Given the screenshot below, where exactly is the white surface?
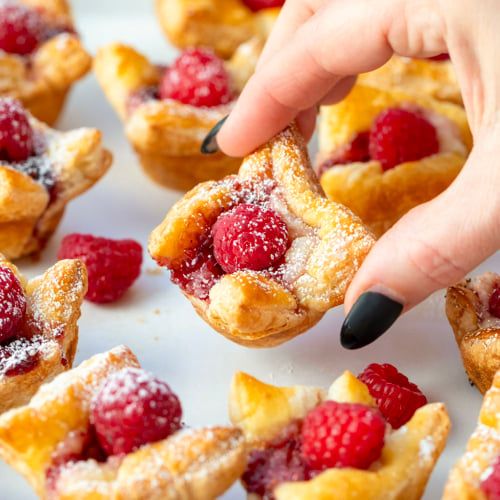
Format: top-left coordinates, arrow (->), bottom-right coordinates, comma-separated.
0,2 -> 492,499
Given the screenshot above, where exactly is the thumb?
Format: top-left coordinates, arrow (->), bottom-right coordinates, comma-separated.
340,126 -> 500,349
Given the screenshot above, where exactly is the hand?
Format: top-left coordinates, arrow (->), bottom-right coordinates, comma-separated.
213,0 -> 500,347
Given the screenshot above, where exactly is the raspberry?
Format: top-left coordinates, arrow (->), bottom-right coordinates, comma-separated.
0,2 -> 45,55
488,286 -> 500,318
212,203 -> 289,274
357,363 -> 428,429
369,107 -> 439,171
481,455 -> 500,500
242,0 -> 285,11
90,367 -> 182,456
302,400 -> 385,470
0,97 -> 34,162
0,266 -> 26,343
57,234 -> 143,303
159,47 -> 234,107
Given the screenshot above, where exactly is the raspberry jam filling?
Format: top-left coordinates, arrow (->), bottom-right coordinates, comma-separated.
0,335 -> 43,377
241,0 -> 285,12
481,454 -> 500,498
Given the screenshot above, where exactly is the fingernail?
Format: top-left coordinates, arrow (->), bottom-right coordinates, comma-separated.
340,291 -> 403,349
201,116 -> 228,154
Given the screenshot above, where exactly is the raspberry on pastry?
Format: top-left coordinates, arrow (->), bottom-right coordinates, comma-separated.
0,253 -> 87,413
0,345 -> 247,500
316,84 -> 472,237
445,272 -> 500,394
93,43 -> 245,191
148,123 -> 375,347
155,0 -> 281,60
0,97 -> 112,260
443,368 -> 500,498
0,0 -> 91,125
230,368 -> 450,499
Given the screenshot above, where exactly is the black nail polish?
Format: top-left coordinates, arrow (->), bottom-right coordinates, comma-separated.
201,115 -> 228,154
340,291 -> 403,349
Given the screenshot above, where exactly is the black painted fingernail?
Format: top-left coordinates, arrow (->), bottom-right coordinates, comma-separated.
201,116 -> 228,154
340,291 -> 403,349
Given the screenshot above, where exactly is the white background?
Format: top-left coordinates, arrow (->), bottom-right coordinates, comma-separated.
0,1 -> 490,498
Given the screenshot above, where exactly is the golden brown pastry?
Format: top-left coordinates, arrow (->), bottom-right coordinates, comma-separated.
359,54 -> 462,106
155,0 -> 280,59
443,367 -> 500,498
446,272 -> 500,394
0,254 -> 87,413
230,369 -> 450,499
0,0 -> 92,125
93,42 -> 243,191
0,345 -> 247,500
149,123 -> 375,347
316,84 -> 472,237
0,101 -> 112,260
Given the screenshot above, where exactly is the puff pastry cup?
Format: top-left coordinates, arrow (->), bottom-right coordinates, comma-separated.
0,109 -> 112,260
93,42 -> 243,191
445,272 -> 500,395
0,254 -> 87,413
443,367 -> 500,498
155,0 -> 280,60
359,55 -> 462,106
148,123 -> 375,347
0,0 -> 92,125
316,83 -> 472,237
229,370 -> 450,499
0,345 -> 247,500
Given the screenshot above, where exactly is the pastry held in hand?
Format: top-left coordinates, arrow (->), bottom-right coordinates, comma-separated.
0,254 -> 87,413
230,369 -> 450,499
0,345 -> 247,500
149,123 -> 375,347
316,84 -> 472,237
446,272 -> 500,394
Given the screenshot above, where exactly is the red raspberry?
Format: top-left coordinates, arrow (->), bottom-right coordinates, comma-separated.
90,367 -> 182,456
481,455 -> 500,500
0,2 -> 45,55
57,234 -> 143,303
368,107 -> 439,171
211,203 -> 289,274
159,47 -> 234,107
0,97 -> 34,162
358,363 -> 428,429
301,400 -> 385,470
489,286 -> 500,318
242,0 -> 285,11
0,266 -> 26,343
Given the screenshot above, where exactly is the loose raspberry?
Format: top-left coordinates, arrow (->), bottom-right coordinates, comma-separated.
242,0 -> 285,11
0,2 -> 45,55
159,47 -> 234,107
481,455 -> 500,500
489,286 -> 500,318
369,107 -> 439,171
301,400 -> 385,470
0,97 -> 34,162
90,367 -> 182,456
0,266 -> 26,343
57,234 -> 143,303
358,363 -> 428,429
212,203 -> 289,274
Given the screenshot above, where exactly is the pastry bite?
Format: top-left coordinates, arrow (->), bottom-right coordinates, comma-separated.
155,0 -> 282,60
0,254 -> 87,413
0,0 -> 92,125
0,345 -> 247,499
229,363 -> 450,499
359,54 -> 462,106
0,97 -> 112,260
316,84 -> 472,237
93,42 -> 244,191
148,123 -> 375,347
445,272 -> 500,394
443,367 -> 500,498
